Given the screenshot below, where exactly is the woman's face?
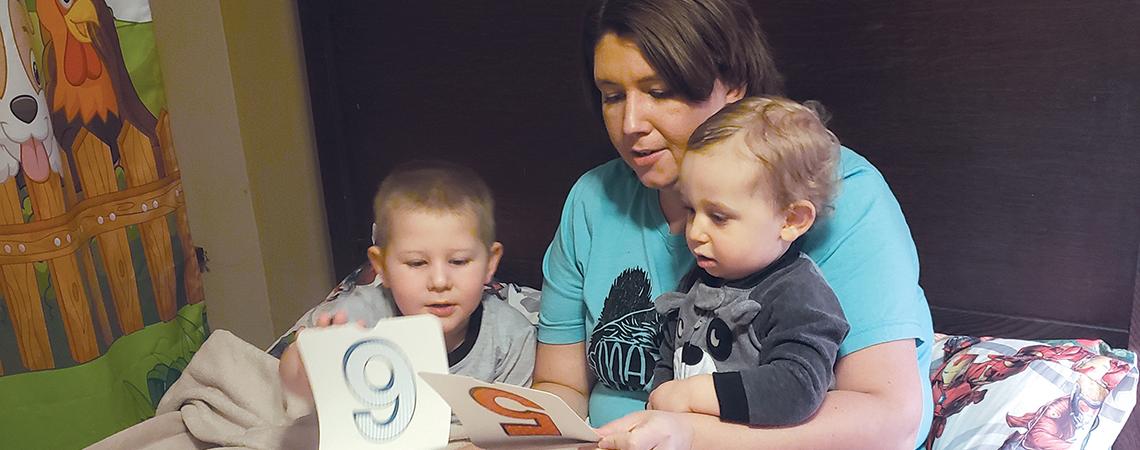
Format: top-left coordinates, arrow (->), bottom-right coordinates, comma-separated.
593,32 -> 742,190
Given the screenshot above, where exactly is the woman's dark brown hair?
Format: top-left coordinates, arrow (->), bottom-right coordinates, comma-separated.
581,0 -> 784,110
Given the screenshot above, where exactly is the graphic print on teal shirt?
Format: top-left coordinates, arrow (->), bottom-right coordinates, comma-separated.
587,267 -> 660,391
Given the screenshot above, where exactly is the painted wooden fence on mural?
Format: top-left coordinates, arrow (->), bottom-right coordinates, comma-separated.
0,111 -> 203,374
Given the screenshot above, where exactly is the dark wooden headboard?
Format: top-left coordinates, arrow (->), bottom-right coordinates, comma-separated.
297,1 -> 1140,446
746,4 -> 1140,445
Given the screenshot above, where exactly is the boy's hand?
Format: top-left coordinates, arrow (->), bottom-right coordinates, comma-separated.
646,375 -> 720,416
279,309 -> 363,400
313,310 -> 350,328
312,310 -> 368,329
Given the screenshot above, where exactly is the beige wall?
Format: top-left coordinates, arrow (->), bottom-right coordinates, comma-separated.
150,0 -> 334,347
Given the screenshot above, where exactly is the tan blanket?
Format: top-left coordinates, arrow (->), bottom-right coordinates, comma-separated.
87,330 -> 317,450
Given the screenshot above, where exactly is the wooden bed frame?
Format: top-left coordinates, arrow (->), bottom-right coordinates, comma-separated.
297,1 -> 1140,447
748,4 -> 1140,446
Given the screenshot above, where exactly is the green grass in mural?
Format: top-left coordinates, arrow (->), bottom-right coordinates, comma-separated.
168,214 -> 190,310
116,20 -> 168,116
0,302 -> 207,449
0,291 -> 22,373
115,165 -> 128,191
32,260 -> 77,369
127,223 -> 161,325
22,196 -> 32,222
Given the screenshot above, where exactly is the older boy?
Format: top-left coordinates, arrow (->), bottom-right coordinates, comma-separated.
276,161 -> 535,402
649,97 -> 849,426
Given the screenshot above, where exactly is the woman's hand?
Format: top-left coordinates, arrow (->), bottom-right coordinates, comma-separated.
595,410 -> 694,450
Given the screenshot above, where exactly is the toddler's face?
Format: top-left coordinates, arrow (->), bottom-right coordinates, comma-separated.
371,209 -> 500,350
678,141 -> 791,280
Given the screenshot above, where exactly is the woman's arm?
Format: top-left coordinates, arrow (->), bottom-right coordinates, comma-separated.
598,339 -> 923,450
532,341 -> 594,418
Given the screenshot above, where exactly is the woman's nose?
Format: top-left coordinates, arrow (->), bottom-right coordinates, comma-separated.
622,93 -> 652,136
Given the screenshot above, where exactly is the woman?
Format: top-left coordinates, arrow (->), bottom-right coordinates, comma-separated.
533,0 -> 934,449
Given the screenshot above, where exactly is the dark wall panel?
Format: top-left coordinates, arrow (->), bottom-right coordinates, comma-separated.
298,1 -> 1139,348
298,1 -> 612,287
750,2 -> 1139,343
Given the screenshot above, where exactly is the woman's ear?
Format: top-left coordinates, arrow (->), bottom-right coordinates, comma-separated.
484,242 -> 504,284
780,200 -> 817,242
367,245 -> 386,281
726,84 -> 746,103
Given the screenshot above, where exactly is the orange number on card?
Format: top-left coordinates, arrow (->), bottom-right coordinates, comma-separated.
469,387 -> 562,437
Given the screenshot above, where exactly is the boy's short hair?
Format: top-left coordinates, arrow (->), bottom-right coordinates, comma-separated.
687,97 -> 840,215
372,160 -> 495,248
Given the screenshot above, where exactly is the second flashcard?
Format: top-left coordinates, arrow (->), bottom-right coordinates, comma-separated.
420,372 -> 599,449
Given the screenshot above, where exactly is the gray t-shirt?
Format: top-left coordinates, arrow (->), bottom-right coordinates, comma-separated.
269,264 -> 536,387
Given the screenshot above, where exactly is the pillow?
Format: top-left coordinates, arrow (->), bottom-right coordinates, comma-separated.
484,279 -> 542,326
927,334 -> 1138,450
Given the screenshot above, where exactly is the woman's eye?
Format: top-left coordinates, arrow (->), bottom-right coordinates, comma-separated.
648,89 -> 672,99
600,92 -> 623,104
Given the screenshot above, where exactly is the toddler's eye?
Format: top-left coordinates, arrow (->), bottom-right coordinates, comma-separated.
405,260 -> 427,268
449,258 -> 471,266
710,213 -> 729,225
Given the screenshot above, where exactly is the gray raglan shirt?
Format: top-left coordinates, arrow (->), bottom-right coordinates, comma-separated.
653,246 -> 849,426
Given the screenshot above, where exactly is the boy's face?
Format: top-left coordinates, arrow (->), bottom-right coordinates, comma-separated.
678,140 -> 793,280
369,209 -> 501,349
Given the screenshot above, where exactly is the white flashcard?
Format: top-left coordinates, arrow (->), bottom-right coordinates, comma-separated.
420,372 -> 599,449
297,314 -> 451,449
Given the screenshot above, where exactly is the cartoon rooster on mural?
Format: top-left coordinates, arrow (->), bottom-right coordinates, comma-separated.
34,0 -> 163,177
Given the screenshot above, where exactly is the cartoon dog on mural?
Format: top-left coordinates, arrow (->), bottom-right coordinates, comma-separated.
0,0 -> 61,185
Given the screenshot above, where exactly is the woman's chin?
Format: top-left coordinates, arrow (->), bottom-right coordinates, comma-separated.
634,169 -> 678,190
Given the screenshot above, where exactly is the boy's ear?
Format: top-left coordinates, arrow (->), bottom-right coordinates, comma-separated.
780,200 -> 817,242
484,242 -> 504,284
367,245 -> 386,279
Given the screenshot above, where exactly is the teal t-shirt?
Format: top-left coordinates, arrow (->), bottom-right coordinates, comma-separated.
540,148 -> 933,447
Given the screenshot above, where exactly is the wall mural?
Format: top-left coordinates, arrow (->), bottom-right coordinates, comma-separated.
0,0 -> 205,447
